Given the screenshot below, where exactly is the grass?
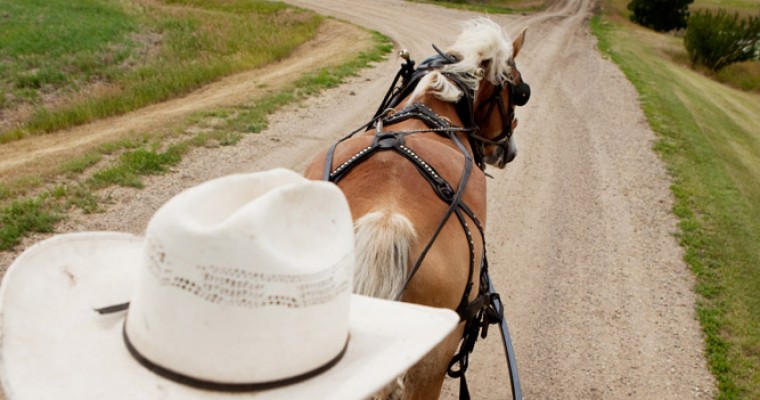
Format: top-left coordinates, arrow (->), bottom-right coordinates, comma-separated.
0,27 -> 393,252
591,1 -> 760,398
717,62 -> 760,92
60,153 -> 103,175
0,0 -> 321,142
88,145 -> 184,189
0,0 -> 136,96
409,0 -> 545,14
0,197 -> 62,250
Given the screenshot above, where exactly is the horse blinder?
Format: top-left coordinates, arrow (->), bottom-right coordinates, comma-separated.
510,80 -> 530,107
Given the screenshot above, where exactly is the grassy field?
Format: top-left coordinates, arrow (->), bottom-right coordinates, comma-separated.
692,0 -> 760,15
591,1 -> 760,398
0,0 -> 135,107
0,0 -> 321,142
0,0 -> 392,251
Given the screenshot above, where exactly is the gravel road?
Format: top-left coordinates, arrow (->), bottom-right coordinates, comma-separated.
1,0 -> 715,398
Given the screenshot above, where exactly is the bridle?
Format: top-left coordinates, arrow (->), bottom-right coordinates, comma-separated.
321,47 -> 528,400
469,59 -> 531,168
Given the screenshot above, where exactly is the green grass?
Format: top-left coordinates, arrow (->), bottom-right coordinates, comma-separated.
0,0 -> 321,142
409,0 -> 545,14
0,28 -> 393,252
65,185 -> 101,214
0,182 -> 103,249
60,153 -> 103,175
0,0 -> 135,96
717,62 -> 760,92
0,197 -> 62,250
0,185 -> 9,202
88,145 -> 184,189
591,3 -> 760,398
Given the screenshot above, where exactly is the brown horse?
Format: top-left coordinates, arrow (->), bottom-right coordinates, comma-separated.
305,18 -> 529,400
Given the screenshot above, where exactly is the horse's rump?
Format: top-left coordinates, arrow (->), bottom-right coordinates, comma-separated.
354,210 -> 416,300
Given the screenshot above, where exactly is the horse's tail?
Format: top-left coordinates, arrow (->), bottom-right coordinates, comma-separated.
353,211 -> 416,300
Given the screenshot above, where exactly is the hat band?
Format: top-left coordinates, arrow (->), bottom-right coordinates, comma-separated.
122,325 -> 349,392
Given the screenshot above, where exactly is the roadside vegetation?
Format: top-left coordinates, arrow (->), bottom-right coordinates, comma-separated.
409,0 -> 545,14
627,0 -> 693,31
0,0 -> 321,143
690,0 -> 760,93
592,0 -> 760,398
684,9 -> 760,72
0,0 -> 392,251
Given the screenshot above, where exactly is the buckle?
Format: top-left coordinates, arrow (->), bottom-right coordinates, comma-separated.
437,181 -> 455,202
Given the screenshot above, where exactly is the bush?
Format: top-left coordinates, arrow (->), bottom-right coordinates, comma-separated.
684,9 -> 760,71
628,0 -> 693,32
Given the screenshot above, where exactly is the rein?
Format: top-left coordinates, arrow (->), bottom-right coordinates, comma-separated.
321,50 -> 523,400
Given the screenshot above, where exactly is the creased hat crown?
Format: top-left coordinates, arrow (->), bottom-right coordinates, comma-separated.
125,168 -> 354,384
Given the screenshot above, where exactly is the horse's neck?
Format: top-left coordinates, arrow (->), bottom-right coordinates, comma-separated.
398,94 -> 473,152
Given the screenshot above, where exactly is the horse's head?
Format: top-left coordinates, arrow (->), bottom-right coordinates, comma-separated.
471,30 -> 529,169
442,20 -> 530,169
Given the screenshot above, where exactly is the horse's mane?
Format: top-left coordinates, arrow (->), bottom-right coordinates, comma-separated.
408,18 -> 515,105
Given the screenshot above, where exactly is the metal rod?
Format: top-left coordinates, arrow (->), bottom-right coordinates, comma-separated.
486,271 -> 523,400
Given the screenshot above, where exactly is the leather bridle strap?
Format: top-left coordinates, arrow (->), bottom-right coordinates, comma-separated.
469,83 -> 513,151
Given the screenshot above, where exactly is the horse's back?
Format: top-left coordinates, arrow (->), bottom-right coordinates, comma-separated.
304,131 -> 486,310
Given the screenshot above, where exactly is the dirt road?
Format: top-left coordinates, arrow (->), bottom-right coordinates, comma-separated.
0,0 -> 715,398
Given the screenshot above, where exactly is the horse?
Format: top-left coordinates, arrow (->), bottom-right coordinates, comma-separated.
305,18 -> 529,400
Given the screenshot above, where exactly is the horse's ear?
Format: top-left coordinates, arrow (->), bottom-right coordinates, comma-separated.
513,26 -> 528,58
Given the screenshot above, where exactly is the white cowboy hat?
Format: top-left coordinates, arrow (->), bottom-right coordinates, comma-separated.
0,168 -> 458,399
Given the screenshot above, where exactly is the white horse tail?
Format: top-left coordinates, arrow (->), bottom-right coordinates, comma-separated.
353,211 -> 416,300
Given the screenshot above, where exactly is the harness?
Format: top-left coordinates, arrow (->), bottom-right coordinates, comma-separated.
322,48 -> 526,400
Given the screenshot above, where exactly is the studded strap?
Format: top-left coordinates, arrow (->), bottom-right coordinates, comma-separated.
329,146 -> 374,182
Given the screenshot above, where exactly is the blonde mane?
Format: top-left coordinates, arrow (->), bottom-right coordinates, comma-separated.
407,18 -> 515,105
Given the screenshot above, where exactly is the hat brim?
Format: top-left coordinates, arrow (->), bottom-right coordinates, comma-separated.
0,233 -> 459,399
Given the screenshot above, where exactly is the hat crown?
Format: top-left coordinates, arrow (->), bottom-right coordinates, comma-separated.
125,169 -> 354,384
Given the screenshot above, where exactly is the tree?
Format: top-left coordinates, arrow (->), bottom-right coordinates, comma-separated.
684,9 -> 760,71
627,0 -> 694,32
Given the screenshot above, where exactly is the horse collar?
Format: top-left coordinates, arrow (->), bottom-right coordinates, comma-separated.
380,103 -> 453,132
